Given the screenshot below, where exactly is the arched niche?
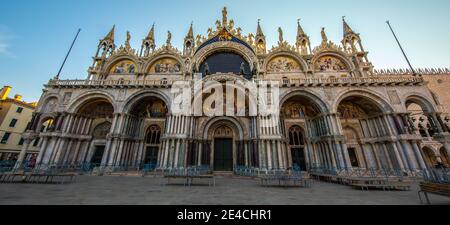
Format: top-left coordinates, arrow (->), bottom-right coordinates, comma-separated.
108,59 -> 137,74
199,51 -> 252,79
314,55 -> 349,72
266,55 -> 302,73
147,57 -> 182,74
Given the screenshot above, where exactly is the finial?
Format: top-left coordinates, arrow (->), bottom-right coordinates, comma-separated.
126,31 -> 131,44
342,16 -> 346,22
222,6 -> 228,26
297,18 -> 301,25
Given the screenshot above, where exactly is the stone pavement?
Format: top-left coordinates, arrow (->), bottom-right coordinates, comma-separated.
0,175 -> 449,205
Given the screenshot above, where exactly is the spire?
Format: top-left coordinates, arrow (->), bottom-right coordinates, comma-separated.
141,24 -> 156,57
256,19 -> 264,37
146,24 -> 155,41
187,22 -> 194,38
342,16 -> 354,37
296,19 -> 311,55
255,19 -> 266,55
297,19 -> 305,37
104,25 -> 115,42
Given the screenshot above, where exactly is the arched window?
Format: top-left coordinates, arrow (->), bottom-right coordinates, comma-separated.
289,126 -> 304,146
143,125 -> 161,166
145,125 -> 161,145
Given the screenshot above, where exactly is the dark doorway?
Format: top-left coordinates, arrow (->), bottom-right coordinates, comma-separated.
291,148 -> 306,171
91,145 -> 105,164
214,138 -> 233,171
144,146 -> 159,165
347,147 -> 359,167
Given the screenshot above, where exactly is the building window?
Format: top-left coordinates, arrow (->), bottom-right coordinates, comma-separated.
33,137 -> 40,147
18,138 -> 25,146
9,118 -> 18,127
1,132 -> 11,144
16,107 -> 24,113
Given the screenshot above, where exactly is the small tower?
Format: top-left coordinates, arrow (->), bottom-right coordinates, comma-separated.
342,17 -> 364,53
141,24 -> 156,57
295,19 -> 311,55
341,17 -> 372,75
183,23 -> 195,56
255,19 -> 266,55
95,25 -> 116,58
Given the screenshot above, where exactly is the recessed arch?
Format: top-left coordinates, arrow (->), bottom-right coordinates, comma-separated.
145,55 -> 183,74
122,89 -> 171,114
333,89 -> 393,114
67,91 -> 116,114
404,94 -> 437,113
264,51 -> 308,73
280,89 -> 330,115
192,41 -> 259,75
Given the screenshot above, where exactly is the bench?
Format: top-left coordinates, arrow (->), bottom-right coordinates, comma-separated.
418,182 -> 450,204
187,175 -> 215,187
163,174 -> 215,186
260,174 -> 311,188
0,171 -> 77,184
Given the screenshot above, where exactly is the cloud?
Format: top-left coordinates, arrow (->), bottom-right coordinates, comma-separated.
0,26 -> 16,58
0,42 -> 9,54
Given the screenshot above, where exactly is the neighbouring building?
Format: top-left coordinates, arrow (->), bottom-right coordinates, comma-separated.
21,8 -> 450,172
0,86 -> 39,163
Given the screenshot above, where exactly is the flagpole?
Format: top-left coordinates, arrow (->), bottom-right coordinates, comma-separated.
386,21 -> 417,76
55,28 -> 81,80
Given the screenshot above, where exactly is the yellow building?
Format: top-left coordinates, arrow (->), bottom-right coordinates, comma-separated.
0,86 -> 39,163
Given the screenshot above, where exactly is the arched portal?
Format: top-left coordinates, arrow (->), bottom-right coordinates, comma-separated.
126,96 -> 168,167
78,98 -> 114,165
203,118 -> 244,171
280,92 -> 326,170
337,95 -> 400,170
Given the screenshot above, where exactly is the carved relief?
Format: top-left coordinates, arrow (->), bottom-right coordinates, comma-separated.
43,98 -> 58,113
62,93 -> 72,105
387,90 -> 401,105
148,58 -> 181,73
266,56 -> 301,73
214,125 -> 233,137
281,102 -> 317,118
109,60 -> 136,74
314,56 -> 347,72
92,122 -> 112,139
338,102 -> 367,119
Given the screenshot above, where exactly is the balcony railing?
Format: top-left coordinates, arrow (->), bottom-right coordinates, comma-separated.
46,75 -> 424,89
263,75 -> 424,87
46,79 -> 172,88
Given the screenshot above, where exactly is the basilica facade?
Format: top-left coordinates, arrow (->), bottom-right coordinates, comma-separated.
20,8 -> 450,173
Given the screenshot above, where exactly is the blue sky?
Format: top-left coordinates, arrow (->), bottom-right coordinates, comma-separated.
0,0 -> 449,102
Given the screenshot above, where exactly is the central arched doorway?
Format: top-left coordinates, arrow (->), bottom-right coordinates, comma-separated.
203,117 -> 244,171
212,125 -> 234,171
